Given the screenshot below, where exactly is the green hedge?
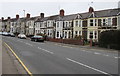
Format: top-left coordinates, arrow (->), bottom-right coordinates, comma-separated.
99,30 -> 120,50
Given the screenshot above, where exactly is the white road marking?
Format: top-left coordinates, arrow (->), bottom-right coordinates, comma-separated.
69,47 -> 73,48
82,50 -> 86,52
17,40 -> 23,43
85,51 -> 92,53
38,47 -> 54,54
104,54 -> 109,57
66,58 -> 112,76
114,57 -> 118,59
94,52 -> 101,55
25,43 -> 33,46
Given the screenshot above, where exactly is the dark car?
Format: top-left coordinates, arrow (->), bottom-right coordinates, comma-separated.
31,35 -> 44,42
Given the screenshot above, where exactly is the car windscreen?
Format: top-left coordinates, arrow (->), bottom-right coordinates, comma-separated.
34,36 -> 43,38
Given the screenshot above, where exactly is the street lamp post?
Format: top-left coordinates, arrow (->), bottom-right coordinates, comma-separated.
23,10 -> 26,35
23,10 -> 25,17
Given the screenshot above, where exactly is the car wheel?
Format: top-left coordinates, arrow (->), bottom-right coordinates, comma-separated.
35,39 -> 37,42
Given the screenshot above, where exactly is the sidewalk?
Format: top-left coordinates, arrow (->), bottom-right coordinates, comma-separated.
2,43 -> 19,74
2,42 -> 27,75
46,41 -> 119,53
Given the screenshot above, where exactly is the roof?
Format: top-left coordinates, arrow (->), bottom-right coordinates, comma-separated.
35,17 -> 49,22
27,17 -> 37,21
10,18 -> 17,22
3,8 -> 119,23
47,15 -> 59,20
62,14 -> 77,21
94,8 -> 120,18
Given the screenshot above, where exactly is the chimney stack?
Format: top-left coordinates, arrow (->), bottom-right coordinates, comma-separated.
40,13 -> 44,18
7,17 -> 11,20
16,14 -> 19,19
60,9 -> 65,16
26,13 -> 30,18
1,17 -> 4,21
89,7 -> 94,13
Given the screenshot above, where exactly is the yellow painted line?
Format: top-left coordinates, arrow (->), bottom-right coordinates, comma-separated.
4,42 -> 33,76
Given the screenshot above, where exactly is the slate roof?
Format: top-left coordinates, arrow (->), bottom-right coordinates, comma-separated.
7,8 -> 120,23
27,17 -> 38,21
62,14 -> 77,21
94,8 -> 120,18
35,17 -> 49,22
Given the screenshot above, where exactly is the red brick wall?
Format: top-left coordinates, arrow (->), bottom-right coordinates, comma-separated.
47,38 -> 83,45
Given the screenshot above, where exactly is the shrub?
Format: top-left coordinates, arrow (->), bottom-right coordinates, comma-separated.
74,35 -> 82,40
99,30 -> 120,50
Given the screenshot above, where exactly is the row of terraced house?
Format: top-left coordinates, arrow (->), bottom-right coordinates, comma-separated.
0,7 -> 120,42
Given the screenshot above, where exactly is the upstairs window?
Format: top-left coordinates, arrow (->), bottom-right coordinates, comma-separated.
57,22 -> 59,27
108,18 -> 111,26
98,19 -> 102,26
90,19 -> 93,26
47,21 -> 50,27
75,21 -> 78,27
102,19 -> 107,26
95,19 -> 97,26
82,20 -> 87,27
79,20 -> 81,27
112,18 -> 117,26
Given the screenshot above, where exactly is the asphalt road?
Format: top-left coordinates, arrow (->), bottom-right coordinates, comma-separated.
2,36 -> 119,76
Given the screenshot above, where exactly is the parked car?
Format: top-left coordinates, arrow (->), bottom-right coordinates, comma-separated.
2,32 -> 9,36
0,32 -> 2,35
10,33 -> 15,37
18,34 -> 26,39
31,35 -> 44,42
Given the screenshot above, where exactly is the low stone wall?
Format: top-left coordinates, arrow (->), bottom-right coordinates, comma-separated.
46,38 -> 83,45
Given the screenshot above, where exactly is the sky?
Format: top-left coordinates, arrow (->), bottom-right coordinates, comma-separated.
0,0 -> 120,19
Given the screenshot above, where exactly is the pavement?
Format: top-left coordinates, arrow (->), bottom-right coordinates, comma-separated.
2,43 -> 19,74
1,37 -> 27,75
2,36 -> 120,76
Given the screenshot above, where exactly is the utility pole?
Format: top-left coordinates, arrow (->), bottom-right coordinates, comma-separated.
23,10 -> 25,17
23,10 -> 26,34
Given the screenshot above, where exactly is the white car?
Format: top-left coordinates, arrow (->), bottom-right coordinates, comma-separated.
18,34 -> 26,39
2,32 -> 9,36
0,32 -> 2,35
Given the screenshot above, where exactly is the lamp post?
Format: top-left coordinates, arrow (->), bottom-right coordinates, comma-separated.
23,10 -> 26,35
23,10 -> 25,17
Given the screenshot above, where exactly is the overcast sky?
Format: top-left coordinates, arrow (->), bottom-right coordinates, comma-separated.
0,0 -> 120,19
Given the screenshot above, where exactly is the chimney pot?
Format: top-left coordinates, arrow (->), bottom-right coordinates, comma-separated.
8,17 -> 11,20
89,7 -> 94,13
16,14 -> 19,19
26,13 -> 30,18
40,13 -> 44,18
60,9 -> 64,16
1,17 -> 4,21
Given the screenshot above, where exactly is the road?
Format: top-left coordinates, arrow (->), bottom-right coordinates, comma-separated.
2,36 -> 119,76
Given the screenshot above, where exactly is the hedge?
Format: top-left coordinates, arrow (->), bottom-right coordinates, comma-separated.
99,30 -> 120,50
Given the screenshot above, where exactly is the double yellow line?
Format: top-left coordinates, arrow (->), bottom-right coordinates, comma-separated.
4,42 -> 33,76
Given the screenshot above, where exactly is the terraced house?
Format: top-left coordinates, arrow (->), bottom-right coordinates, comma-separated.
35,13 -> 48,35
73,7 -> 120,42
0,7 -> 120,42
